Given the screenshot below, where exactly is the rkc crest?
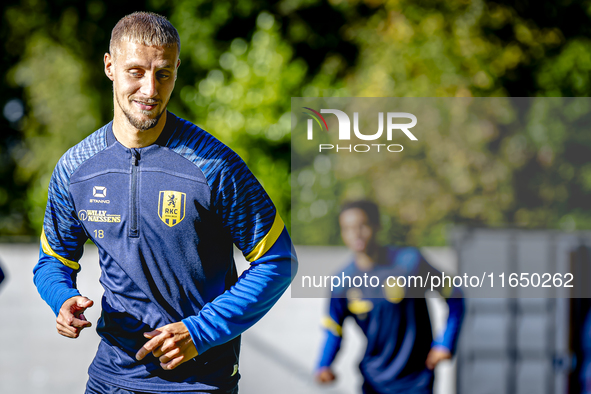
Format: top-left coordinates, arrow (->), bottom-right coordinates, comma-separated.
158,191 -> 186,227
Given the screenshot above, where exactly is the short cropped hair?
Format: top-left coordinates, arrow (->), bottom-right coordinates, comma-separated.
110,11 -> 180,58
340,200 -> 381,227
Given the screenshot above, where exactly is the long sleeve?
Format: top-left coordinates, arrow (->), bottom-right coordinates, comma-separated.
176,129 -> 299,355
182,227 -> 297,355
317,296 -> 349,369
33,238 -> 82,316
33,153 -> 88,316
432,297 -> 465,354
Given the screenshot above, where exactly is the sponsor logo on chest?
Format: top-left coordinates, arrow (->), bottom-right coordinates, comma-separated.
78,209 -> 121,223
90,185 -> 110,204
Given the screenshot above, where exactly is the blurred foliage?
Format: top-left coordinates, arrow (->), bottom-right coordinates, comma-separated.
1,0 -> 367,234
289,0 -> 591,246
292,97 -> 591,247
1,0 -> 591,246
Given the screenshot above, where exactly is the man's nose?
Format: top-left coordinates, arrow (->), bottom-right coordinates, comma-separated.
139,74 -> 157,97
352,227 -> 362,237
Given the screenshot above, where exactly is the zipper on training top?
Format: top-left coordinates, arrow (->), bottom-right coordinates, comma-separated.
129,149 -> 140,238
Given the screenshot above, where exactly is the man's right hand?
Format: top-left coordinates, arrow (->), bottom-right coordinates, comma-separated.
316,367 -> 336,384
56,296 -> 94,338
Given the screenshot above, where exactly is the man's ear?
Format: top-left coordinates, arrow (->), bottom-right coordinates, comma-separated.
175,58 -> 181,81
104,52 -> 115,81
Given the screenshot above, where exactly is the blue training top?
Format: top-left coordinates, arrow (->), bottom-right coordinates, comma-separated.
33,112 -> 297,392
317,246 -> 464,394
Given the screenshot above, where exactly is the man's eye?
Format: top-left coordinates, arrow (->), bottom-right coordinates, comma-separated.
158,73 -> 170,79
129,72 -> 142,78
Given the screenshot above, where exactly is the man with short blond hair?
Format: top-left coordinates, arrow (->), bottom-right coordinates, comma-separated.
34,11 -> 296,394
110,11 -> 181,56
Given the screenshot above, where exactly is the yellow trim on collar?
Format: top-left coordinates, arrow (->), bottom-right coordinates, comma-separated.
244,214 -> 284,262
41,229 -> 80,270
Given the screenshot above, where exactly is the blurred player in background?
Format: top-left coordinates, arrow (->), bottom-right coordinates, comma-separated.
315,200 -> 464,394
33,11 -> 296,394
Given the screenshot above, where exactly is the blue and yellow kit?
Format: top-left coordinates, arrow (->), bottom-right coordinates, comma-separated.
317,247 -> 464,394
33,112 -> 297,392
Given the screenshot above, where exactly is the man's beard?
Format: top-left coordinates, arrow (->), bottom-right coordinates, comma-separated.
116,94 -> 166,131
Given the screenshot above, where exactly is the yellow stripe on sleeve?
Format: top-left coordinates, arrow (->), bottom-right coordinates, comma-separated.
244,213 -> 285,262
321,317 -> 343,337
41,229 -> 80,270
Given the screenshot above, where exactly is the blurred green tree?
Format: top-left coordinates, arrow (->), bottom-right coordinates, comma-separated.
290,0 -> 591,246
1,0 -> 368,235
2,0 -> 591,247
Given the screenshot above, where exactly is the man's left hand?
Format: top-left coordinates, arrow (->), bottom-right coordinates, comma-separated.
135,322 -> 198,370
425,347 -> 451,370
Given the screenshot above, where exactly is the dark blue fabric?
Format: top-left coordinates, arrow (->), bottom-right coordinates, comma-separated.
85,375 -> 239,394
362,373 -> 433,394
34,112 -> 296,392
